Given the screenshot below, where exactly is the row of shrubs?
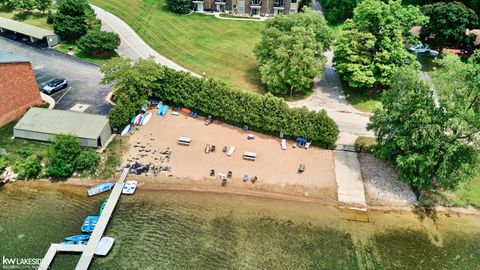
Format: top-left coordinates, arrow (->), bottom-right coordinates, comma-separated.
107,59 -> 339,149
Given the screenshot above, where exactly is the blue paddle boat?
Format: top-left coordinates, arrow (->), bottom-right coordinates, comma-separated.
81,216 -> 99,233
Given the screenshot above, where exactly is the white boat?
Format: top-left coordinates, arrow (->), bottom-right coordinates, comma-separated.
95,237 -> 115,256
122,180 -> 138,195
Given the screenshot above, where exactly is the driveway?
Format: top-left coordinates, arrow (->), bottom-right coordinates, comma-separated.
91,4 -> 197,76
288,50 -> 373,144
0,36 -> 112,115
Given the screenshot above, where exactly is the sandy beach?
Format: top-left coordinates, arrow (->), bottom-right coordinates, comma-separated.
121,109 -> 337,200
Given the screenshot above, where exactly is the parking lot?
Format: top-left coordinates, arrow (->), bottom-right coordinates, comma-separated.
0,36 -> 113,115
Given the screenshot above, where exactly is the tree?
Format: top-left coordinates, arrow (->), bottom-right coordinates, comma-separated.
46,134 -> 81,178
77,29 -> 120,55
368,67 -> 478,196
320,0 -> 358,25
165,0 -> 191,14
11,0 -> 36,12
334,0 -> 427,88
254,8 -> 332,96
16,155 -> 42,180
53,0 -> 95,41
101,57 -> 165,127
35,0 -> 52,13
76,150 -> 100,173
421,2 -> 479,52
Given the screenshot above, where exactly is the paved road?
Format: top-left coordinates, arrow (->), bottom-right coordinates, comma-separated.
91,4 -> 197,76
288,50 -> 373,144
0,36 -> 112,115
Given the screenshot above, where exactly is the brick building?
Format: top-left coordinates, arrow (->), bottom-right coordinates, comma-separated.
0,51 -> 42,127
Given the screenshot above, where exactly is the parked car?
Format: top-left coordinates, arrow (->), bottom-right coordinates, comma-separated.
409,44 -> 430,54
42,78 -> 68,94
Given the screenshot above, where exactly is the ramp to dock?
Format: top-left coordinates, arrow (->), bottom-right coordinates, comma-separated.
334,151 -> 367,210
38,168 -> 129,270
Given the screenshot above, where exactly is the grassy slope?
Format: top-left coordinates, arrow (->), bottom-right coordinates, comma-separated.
0,6 -> 52,30
90,0 -> 265,92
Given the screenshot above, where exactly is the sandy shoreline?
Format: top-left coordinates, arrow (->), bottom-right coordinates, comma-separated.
8,178 -> 479,216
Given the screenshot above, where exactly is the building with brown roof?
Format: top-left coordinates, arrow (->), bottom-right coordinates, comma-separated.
0,51 -> 42,127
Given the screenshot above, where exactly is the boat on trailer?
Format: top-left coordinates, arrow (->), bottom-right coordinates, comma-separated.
87,183 -> 115,197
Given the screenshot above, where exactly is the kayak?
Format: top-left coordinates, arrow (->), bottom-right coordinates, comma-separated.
64,234 -> 90,242
99,199 -> 108,215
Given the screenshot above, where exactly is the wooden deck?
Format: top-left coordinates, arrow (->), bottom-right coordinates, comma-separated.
38,168 -> 129,270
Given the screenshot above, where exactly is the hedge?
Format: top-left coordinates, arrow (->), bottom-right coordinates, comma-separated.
150,68 -> 339,149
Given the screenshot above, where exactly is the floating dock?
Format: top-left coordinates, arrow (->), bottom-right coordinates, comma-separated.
38,168 -> 129,270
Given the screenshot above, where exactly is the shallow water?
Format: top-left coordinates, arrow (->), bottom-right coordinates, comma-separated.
1,183 -> 480,270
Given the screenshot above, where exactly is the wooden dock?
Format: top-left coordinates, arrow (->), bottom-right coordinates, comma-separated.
38,168 -> 129,270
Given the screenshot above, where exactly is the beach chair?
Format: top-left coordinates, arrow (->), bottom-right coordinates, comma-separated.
222,178 -> 227,186
251,176 -> 258,184
227,171 -> 232,178
211,145 -> 216,152
223,146 -> 228,153
243,175 -> 248,182
205,144 -> 211,154
298,164 -> 305,173
210,169 -> 215,176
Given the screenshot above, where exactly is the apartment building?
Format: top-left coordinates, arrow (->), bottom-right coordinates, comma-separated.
192,0 -> 299,17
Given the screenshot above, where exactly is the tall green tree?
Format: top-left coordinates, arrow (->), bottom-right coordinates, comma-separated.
320,0 -> 358,25
77,29 -> 120,55
46,134 -> 82,178
254,7 -> 332,96
334,0 -> 427,88
35,0 -> 52,13
368,67 -> 478,195
53,0 -> 95,41
421,2 -> 479,52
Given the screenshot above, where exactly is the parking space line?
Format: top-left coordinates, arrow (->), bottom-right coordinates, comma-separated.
55,87 -> 71,104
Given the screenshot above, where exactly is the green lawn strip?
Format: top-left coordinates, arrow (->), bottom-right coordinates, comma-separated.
0,6 -> 52,30
54,42 -> 118,66
343,84 -> 382,113
89,0 -> 264,92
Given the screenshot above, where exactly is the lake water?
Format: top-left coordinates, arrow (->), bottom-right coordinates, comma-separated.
1,182 -> 480,270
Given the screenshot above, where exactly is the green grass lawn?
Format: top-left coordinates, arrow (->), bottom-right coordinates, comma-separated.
0,6 -> 52,30
54,43 -> 118,66
455,174 -> 480,208
89,0 -> 265,92
343,86 -> 382,113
